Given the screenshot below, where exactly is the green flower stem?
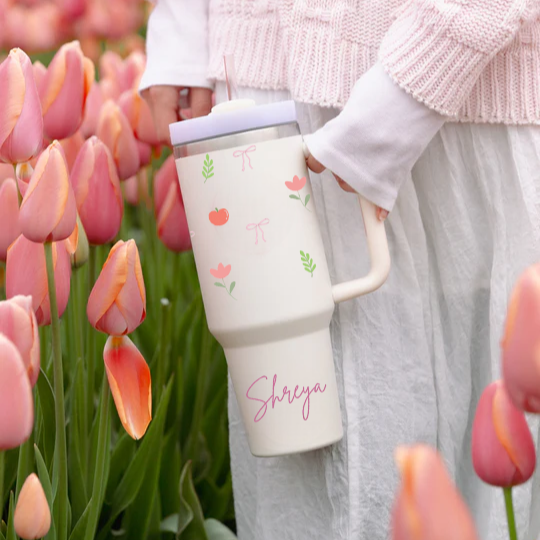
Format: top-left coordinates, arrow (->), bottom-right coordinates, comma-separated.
504,487 -> 518,540
15,433 -> 33,502
84,374 -> 110,540
155,299 -> 171,402
0,451 -> 4,508
44,241 -> 68,540
86,246 -> 97,428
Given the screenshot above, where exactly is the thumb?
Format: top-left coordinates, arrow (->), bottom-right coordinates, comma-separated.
190,87 -> 213,118
306,153 -> 326,174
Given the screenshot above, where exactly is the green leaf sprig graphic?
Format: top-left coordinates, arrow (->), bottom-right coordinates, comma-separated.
214,279 -> 236,299
300,251 -> 316,277
202,154 -> 214,182
289,193 -> 311,210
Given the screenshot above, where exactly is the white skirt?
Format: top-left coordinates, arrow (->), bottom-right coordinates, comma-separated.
215,84 -> 540,540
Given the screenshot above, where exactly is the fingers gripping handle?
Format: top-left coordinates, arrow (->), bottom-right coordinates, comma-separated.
332,196 -> 391,304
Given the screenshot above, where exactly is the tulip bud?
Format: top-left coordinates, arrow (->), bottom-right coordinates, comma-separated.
0,49 -> 43,164
6,235 -> 71,326
39,41 -> 94,140
392,445 -> 479,540
32,61 -> 47,93
472,381 -> 536,487
14,473 -> 51,540
123,172 -> 150,208
0,163 -> 13,182
71,136 -> 123,245
0,178 -> 20,261
0,295 -> 39,386
67,215 -> 89,269
19,140 -> 77,243
118,90 -> 159,146
16,162 -> 33,198
502,264 -> 540,412
96,100 -> 140,180
59,130 -> 84,172
0,333 -> 33,450
87,239 -> 146,335
104,335 -> 152,439
80,78 -> 119,138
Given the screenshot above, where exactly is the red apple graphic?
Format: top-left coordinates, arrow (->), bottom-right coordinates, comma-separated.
209,208 -> 229,226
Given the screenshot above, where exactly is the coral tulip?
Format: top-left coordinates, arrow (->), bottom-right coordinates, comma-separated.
19,141 -> 77,243
67,215 -> 89,269
96,100 -> 140,180
502,264 -> 540,412
87,239 -> 146,335
39,41 -> 94,140
104,335 -> 152,439
123,172 -> 150,207
0,178 -> 20,261
0,163 -> 12,182
80,78 -> 119,138
32,61 -> 47,93
71,136 -> 123,245
0,48 -> 43,164
472,381 -> 536,487
0,296 -> 40,386
98,50 -> 144,92
15,162 -> 33,198
0,334 -> 33,450
154,155 -> 178,215
392,445 -> 479,540
118,90 -> 159,146
59,130 -> 85,171
6,235 -> 71,326
14,473 -> 51,540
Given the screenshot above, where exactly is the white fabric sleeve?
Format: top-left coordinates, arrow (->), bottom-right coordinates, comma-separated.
139,0 -> 213,92
304,62 -> 446,212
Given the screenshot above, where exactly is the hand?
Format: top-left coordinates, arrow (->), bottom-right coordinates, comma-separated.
306,153 -> 389,221
141,85 -> 213,146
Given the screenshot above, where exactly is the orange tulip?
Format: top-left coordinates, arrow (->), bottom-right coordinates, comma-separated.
19,141 -> 77,243
71,136 -> 123,245
0,48 -> 43,164
87,239 -> 146,335
0,295 -> 40,387
118,89 -> 159,147
0,178 -> 20,261
0,333 -> 33,450
96,100 -> 140,180
104,335 -> 151,439
392,445 -> 479,540
6,235 -> 71,326
39,41 -> 94,140
502,264 -> 540,412
472,381 -> 536,487
14,473 -> 51,540
15,161 -> 33,198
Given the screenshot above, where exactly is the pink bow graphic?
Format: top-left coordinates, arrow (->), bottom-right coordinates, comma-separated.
246,218 -> 270,244
233,145 -> 256,171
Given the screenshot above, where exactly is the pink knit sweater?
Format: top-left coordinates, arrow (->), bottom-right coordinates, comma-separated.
208,0 -> 540,124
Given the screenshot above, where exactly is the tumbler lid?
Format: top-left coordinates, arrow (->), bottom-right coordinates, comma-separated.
169,100 -> 297,147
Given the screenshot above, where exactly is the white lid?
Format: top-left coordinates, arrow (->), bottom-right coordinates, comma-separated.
169,99 -> 297,147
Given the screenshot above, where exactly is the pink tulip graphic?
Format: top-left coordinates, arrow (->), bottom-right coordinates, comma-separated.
285,175 -> 310,211
210,264 -> 236,299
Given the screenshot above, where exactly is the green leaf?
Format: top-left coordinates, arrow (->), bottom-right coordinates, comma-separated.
160,514 -> 180,534
35,445 -> 54,510
305,268 -> 312,273
177,461 -> 208,540
229,282 -> 236,294
305,194 -> 311,206
159,430 -> 181,517
6,492 -> 15,540
105,433 -> 136,504
311,264 -> 316,272
0,529 -> 5,540
209,159 -> 213,166
36,368 -> 56,467
300,251 -> 306,258
306,253 -> 310,260
214,283 -> 226,288
204,519 -> 238,540
68,502 -> 91,540
207,173 -> 214,179
303,263 -> 311,269
289,195 -> 300,200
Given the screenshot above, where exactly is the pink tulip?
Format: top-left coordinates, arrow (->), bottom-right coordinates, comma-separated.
104,335 -> 151,439
81,78 -> 119,138
502,264 -> 540,412
98,51 -> 146,93
66,215 -> 89,269
19,141 -> 77,243
210,264 -> 231,279
285,175 -> 307,191
56,0 -> 87,21
0,163 -> 13,182
87,239 -> 146,335
96,100 -> 140,180
154,155 -> 178,216
32,61 -> 47,93
0,333 -> 33,450
6,235 -> 71,326
118,90 -> 159,146
0,178 -> 20,261
157,182 -> 191,253
123,171 -> 150,208
0,295 -> 40,387
39,41 -> 94,140
14,473 -> 51,540
71,136 -> 123,245
59,130 -> 85,172
0,48 -> 43,164
472,381 -> 536,487
15,162 -> 33,198
98,51 -> 123,84
85,1 -> 144,45
392,445 -> 479,540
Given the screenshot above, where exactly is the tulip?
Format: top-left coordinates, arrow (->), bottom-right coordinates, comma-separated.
0,163 -> 13,182
157,182 -> 191,253
0,296 -> 40,386
81,78 -> 119,138
39,41 -> 94,140
0,178 -> 20,261
96,100 -> 140,180
32,61 -> 47,93
392,445 -> 479,540
19,141 -> 77,243
6,235 -> 71,326
67,215 -> 89,268
0,333 -> 33,450
104,335 -> 151,439
123,171 -> 150,208
118,90 -> 159,146
59,130 -> 85,171
472,380 -> 536,487
14,473 -> 51,540
15,162 -> 33,198
71,136 -> 123,245
154,154 -> 178,215
0,48 -> 43,164
98,51 -> 123,84
56,0 -> 87,22
87,239 -> 146,335
502,264 -> 540,412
